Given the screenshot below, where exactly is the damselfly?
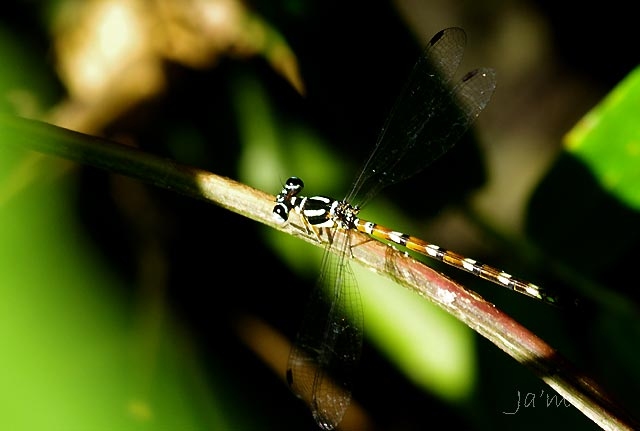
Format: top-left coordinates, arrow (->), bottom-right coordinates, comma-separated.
273,27 -> 558,430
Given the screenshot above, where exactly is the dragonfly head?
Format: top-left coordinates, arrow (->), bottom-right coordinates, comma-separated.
273,177 -> 305,223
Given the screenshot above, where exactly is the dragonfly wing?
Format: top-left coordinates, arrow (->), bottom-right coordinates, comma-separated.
287,235 -> 363,430
346,27 -> 496,207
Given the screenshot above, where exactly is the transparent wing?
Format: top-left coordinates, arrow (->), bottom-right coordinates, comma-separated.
287,232 -> 363,430
345,27 -> 497,207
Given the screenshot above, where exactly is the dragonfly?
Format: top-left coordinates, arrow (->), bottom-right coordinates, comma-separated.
273,27 -> 558,430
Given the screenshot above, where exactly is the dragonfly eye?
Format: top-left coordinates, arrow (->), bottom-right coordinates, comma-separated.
285,177 -> 304,193
273,203 -> 290,223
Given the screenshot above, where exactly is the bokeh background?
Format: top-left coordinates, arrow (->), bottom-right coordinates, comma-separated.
1,0 -> 639,430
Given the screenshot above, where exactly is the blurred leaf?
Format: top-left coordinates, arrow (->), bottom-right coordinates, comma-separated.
0,151 -> 251,430
528,66 -> 640,290
0,22 -> 60,116
565,66 -> 640,210
233,69 -> 348,195
358,268 -> 475,402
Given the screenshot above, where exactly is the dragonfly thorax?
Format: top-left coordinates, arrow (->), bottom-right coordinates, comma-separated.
330,200 -> 360,230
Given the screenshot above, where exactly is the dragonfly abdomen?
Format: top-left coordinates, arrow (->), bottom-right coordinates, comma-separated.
356,219 -> 558,305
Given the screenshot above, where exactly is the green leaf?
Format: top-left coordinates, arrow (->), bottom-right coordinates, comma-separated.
0,152 -> 251,430
565,66 -> 640,209
357,267 -> 475,402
